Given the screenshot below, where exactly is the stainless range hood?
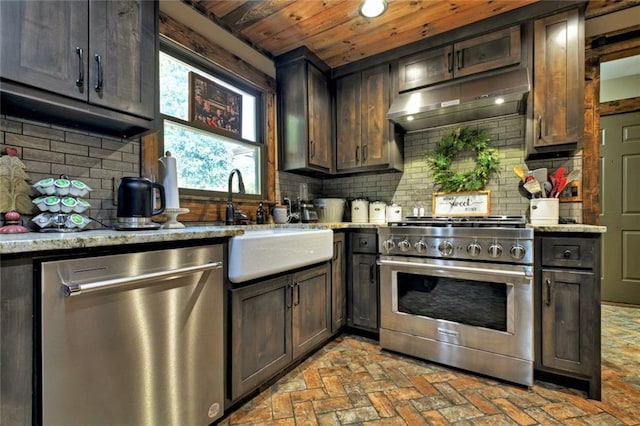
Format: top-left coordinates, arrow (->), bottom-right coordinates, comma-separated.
387,67 -> 530,132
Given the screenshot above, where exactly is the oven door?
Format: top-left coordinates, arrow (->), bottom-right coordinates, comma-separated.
379,256 -> 533,361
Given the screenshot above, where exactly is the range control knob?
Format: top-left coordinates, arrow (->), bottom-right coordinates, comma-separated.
438,240 -> 454,256
510,244 -> 526,260
398,239 -> 411,252
488,243 -> 503,258
383,239 -> 395,252
467,242 -> 482,257
414,240 -> 428,254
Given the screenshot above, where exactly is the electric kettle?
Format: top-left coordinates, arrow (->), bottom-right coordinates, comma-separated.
115,177 -> 166,230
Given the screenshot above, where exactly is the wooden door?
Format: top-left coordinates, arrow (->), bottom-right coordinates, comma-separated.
292,264 -> 331,359
89,0 -> 156,119
331,233 -> 346,332
397,45 -> 453,92
600,112 -> 640,304
533,9 -> 584,147
361,64 -> 391,168
307,64 -> 332,170
336,73 -> 361,171
230,276 -> 292,401
540,269 -> 597,375
454,26 -> 521,78
0,1 -> 88,101
350,254 -> 378,330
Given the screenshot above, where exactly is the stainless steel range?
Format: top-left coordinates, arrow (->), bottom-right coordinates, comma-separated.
378,215 -> 534,386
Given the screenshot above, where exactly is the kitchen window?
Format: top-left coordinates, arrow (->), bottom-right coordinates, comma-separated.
159,39 -> 265,198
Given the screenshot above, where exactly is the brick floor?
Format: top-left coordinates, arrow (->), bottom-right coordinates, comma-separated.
218,304 -> 640,425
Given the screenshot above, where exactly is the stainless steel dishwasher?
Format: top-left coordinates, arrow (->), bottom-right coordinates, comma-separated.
38,245 -> 224,426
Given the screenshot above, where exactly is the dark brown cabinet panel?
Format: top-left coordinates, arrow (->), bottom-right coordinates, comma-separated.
277,52 -> 332,174
336,64 -> 403,173
292,264 -> 332,359
348,231 -> 379,331
230,275 -> 292,401
534,234 -> 601,400
531,9 -> 584,149
229,263 -> 331,401
331,232 -> 346,333
0,0 -> 158,138
398,26 -> 521,92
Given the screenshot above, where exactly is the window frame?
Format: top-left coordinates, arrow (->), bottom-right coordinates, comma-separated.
159,36 -> 267,202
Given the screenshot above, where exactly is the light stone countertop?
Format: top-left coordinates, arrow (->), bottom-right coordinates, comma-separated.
0,221 -> 604,255
0,222 -> 379,255
527,224 -> 607,233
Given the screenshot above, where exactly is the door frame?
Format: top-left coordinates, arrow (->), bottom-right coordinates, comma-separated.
583,28 -> 640,224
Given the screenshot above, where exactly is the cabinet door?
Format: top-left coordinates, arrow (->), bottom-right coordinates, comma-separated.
540,269 -> 597,376
307,65 -> 332,170
454,26 -> 521,78
397,45 -> 453,92
230,276 -> 292,401
331,233 -> 346,332
89,0 -> 156,119
0,1 -> 88,101
350,254 -> 378,330
533,10 -> 583,147
336,73 -> 362,171
361,64 -> 392,168
292,264 -> 331,359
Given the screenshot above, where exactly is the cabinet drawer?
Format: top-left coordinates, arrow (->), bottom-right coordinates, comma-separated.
352,232 -> 377,254
540,237 -> 595,269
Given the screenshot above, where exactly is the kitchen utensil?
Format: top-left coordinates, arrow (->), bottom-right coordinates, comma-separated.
115,177 -> 166,229
554,176 -> 569,197
532,168 -> 548,188
524,179 -> 542,197
543,181 -> 553,198
566,168 -> 581,183
513,165 -> 527,182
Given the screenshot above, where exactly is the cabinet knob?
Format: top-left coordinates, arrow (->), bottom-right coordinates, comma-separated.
563,250 -> 572,259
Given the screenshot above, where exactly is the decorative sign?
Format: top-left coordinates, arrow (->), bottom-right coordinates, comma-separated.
189,72 -> 242,136
432,191 -> 491,217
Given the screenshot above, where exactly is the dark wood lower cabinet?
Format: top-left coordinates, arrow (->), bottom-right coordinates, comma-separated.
229,263 -> 331,401
331,232 -> 346,333
348,231 -> 379,331
534,233 -> 601,400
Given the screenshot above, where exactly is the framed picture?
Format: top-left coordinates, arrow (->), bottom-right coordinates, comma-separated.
432,191 -> 491,217
188,72 -> 242,136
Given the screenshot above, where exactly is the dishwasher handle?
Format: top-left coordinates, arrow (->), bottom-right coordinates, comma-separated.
62,261 -> 223,297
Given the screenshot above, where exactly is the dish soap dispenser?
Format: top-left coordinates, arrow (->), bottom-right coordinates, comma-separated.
256,202 -> 265,224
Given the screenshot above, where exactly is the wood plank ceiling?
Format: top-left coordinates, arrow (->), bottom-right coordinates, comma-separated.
188,0 -> 640,68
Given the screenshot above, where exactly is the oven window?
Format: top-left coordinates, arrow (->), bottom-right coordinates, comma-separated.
396,272 -> 507,331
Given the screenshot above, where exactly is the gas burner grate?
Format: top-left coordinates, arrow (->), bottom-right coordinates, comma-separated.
390,215 -> 527,228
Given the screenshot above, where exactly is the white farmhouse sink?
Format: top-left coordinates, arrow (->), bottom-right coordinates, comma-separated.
228,228 -> 333,283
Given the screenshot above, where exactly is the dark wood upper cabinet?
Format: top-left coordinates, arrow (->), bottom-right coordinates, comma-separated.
0,0 -> 158,139
276,48 -> 332,174
336,64 -> 403,173
530,9 -> 584,151
398,26 -> 522,92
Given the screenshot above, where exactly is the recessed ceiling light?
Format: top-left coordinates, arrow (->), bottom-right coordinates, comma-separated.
360,0 -> 387,18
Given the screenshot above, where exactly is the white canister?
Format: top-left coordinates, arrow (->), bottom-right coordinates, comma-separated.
369,201 -> 386,224
386,204 -> 403,222
351,199 -> 369,223
530,198 -> 559,225
273,205 -> 289,224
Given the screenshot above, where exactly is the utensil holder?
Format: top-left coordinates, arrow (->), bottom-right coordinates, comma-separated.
530,198 -> 559,225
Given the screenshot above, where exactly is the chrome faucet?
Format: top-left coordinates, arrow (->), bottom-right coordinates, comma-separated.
225,169 -> 245,225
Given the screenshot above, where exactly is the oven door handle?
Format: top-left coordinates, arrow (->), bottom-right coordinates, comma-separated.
377,259 -> 532,279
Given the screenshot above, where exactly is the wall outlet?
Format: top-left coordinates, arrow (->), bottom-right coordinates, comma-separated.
559,181 -> 582,202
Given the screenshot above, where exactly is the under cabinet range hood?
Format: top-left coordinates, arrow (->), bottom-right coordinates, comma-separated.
387,68 -> 530,132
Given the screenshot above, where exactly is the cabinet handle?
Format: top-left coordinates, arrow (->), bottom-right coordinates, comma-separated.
75,47 -> 84,88
94,54 -> 103,93
370,263 -> 375,283
545,278 -> 551,306
294,282 -> 300,306
362,145 -> 367,163
537,116 -> 543,139
355,145 -> 360,163
332,242 -> 338,262
447,52 -> 453,74
310,140 -> 315,159
287,282 -> 293,308
456,50 -> 462,70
